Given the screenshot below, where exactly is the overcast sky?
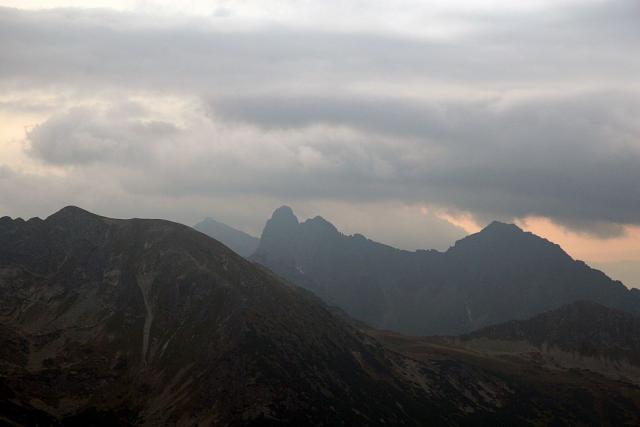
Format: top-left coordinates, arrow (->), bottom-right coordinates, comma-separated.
0,0 -> 639,287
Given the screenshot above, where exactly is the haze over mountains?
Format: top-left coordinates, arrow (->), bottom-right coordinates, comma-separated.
194,217 -> 259,257
2,207 -> 640,426
3,0 -> 640,424
197,206 -> 640,336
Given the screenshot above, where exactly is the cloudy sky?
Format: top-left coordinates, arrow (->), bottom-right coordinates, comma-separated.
0,0 -> 639,287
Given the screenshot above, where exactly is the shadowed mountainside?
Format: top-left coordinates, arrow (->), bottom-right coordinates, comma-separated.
0,207 -> 433,425
1,207 -> 640,425
450,300 -> 640,384
252,206 -> 640,335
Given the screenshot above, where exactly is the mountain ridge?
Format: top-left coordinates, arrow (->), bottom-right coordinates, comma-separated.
2,207 -> 640,425
252,206 -> 640,335
450,300 -> 640,384
193,216 -> 259,257
2,207 -> 443,425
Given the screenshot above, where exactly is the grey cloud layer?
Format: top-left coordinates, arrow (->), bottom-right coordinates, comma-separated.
1,2 -> 640,238
25,92 -> 640,236
2,3 -> 639,92
28,106 -> 178,165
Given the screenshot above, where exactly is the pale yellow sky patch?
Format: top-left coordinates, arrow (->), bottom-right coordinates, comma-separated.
515,217 -> 640,264
0,110 -> 46,173
433,210 -> 639,288
434,209 -> 640,264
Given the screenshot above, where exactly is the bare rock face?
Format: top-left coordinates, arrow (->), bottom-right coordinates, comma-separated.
1,207 -> 640,426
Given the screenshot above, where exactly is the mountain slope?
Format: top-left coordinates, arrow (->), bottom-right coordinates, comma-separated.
193,217 -> 259,257
1,207 -> 640,425
369,317 -> 640,427
0,207 -> 431,425
453,300 -> 640,384
252,207 -> 640,335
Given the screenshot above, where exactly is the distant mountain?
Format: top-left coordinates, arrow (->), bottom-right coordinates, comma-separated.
452,300 -> 640,384
193,217 -> 259,257
2,207 -> 640,425
252,206 -> 640,335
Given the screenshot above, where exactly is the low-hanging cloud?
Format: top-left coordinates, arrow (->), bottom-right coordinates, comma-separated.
27,106 -> 179,165
1,1 -> 640,241
22,91 -> 640,238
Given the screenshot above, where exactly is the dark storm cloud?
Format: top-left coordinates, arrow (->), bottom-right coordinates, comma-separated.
24,91 -> 640,237
1,1 -> 640,238
211,91 -> 640,231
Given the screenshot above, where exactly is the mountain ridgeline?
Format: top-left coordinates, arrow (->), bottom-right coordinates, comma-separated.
451,300 -> 640,384
193,217 -> 259,257
0,207 -> 433,425
2,207 -> 640,425
252,206 -> 640,335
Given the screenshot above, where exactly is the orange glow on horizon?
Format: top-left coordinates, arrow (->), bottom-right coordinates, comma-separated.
434,210 -> 640,265
514,217 -> 640,264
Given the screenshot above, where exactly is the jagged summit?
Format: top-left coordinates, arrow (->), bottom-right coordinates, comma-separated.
271,205 -> 299,223
257,207 -> 347,262
302,215 -> 339,234
266,207 -> 339,235
253,207 -> 640,335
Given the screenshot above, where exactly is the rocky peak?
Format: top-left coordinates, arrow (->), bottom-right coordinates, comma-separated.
302,215 -> 339,235
447,219 -> 569,261
270,205 -> 299,226
255,206 -> 301,257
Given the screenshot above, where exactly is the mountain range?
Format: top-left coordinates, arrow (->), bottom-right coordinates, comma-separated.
2,207 -> 640,425
0,207 -> 430,425
249,206 -> 640,335
0,207 -> 640,426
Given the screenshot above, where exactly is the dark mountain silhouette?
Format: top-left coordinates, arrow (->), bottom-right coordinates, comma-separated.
193,217 -> 259,257
0,207 -> 429,425
252,207 -> 640,335
2,207 -> 640,425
